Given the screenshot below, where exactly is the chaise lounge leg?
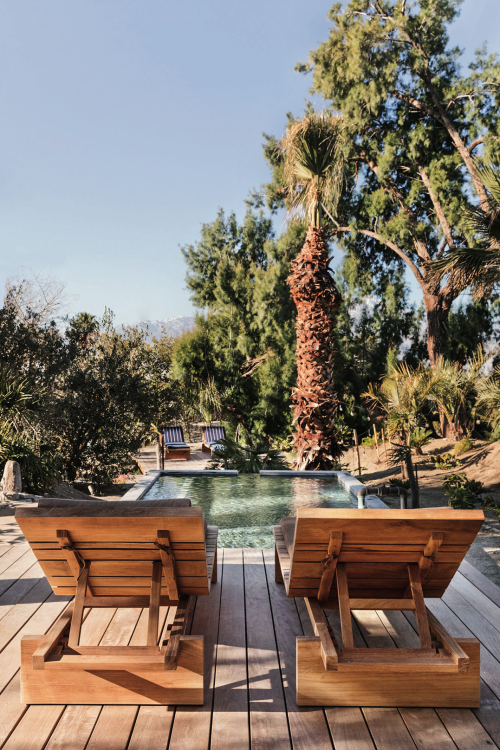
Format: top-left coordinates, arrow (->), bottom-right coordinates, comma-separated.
212,546 -> 218,583
275,545 -> 284,583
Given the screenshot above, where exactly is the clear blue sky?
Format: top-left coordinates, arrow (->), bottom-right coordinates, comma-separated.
1,1 -> 500,325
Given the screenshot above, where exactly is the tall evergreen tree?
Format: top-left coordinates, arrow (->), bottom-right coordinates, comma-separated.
281,0 -> 500,365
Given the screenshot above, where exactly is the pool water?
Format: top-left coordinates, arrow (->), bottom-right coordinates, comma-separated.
143,474 -> 354,548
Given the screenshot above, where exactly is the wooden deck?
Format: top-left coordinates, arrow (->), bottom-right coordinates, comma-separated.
1,516 -> 500,749
135,447 -> 210,474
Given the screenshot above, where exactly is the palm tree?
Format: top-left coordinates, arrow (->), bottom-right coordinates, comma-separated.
429,354 -> 484,439
432,159 -> 500,285
279,111 -> 347,469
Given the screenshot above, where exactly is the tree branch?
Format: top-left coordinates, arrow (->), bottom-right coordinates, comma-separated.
332,226 -> 424,285
417,164 -> 455,250
468,137 -> 484,154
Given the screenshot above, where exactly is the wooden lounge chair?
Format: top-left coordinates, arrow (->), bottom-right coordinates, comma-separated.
163,426 -> 191,460
274,507 -> 484,707
201,425 -> 226,453
15,498 -> 218,705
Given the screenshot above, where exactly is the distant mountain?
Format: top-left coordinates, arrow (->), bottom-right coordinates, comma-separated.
139,317 -> 195,341
117,316 -> 195,342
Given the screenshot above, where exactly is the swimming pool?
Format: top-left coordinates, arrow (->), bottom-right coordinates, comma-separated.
142,473 -> 355,548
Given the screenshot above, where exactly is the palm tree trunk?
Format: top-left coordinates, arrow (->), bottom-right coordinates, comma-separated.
288,225 -> 343,469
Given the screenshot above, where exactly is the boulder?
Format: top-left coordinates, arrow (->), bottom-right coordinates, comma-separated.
2,461 -> 22,497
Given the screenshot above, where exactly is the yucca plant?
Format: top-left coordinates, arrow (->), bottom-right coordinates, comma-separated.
432,159 -> 500,285
476,365 -> 500,426
279,111 -> 347,470
363,364 -> 438,507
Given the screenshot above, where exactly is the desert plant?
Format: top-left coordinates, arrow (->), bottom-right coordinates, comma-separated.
207,435 -> 290,473
409,427 -> 433,455
453,437 -> 474,456
429,354 -> 483,439
361,435 -> 376,447
477,365 -> 500,427
442,473 -> 486,510
433,453 -> 463,470
364,364 -> 438,507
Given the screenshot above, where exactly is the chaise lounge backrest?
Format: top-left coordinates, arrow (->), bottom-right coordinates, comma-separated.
203,426 -> 226,445
16,499 -> 212,600
277,507 -> 484,604
163,426 -> 188,446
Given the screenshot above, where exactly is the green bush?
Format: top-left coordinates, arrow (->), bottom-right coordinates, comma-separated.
207,436 -> 290,473
442,473 -> 485,509
410,427 -> 433,454
485,425 -> 500,443
361,435 -> 376,447
453,437 -> 474,456
433,452 -> 462,470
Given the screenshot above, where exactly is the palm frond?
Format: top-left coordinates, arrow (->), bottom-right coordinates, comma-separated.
279,111 -> 347,226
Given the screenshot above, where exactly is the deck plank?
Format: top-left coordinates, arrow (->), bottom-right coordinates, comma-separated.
436,708 -> 497,749
0,578 -> 53,652
0,592 -> 71,692
44,706 -> 101,750
325,707 -> 375,750
243,548 -> 291,750
2,705 -> 65,750
168,552 -> 223,750
399,708 -> 457,749
362,708 -> 417,750
451,574 -> 500,635
0,545 -> 30,576
0,674 -> 28,748
211,548 -> 250,750
0,564 -> 45,624
85,706 -> 138,750
127,705 -> 174,750
263,548 -> 334,750
441,586 -> 500,662
459,561 -> 500,609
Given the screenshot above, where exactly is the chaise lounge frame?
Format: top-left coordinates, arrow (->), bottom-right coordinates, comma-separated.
274,507 -> 484,707
16,502 -> 217,705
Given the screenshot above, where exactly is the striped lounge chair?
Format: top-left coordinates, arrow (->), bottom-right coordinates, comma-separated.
202,425 -> 226,454
163,426 -> 190,460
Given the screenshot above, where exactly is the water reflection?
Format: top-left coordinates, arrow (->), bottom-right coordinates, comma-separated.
144,475 -> 352,548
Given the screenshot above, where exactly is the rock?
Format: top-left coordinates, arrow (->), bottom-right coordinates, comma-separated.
2,461 -> 22,493
3,491 -> 19,501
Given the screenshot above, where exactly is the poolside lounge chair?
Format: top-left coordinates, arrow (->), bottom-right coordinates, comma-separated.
15,497 -> 218,705
274,507 -> 484,707
163,425 -> 190,460
202,425 -> 226,453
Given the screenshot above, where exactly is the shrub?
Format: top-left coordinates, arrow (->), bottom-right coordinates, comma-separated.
433,452 -> 462,470
410,427 -> 433,455
442,473 -> 485,509
207,436 -> 290,473
453,437 -> 474,456
361,435 -> 376,447
485,425 -> 500,443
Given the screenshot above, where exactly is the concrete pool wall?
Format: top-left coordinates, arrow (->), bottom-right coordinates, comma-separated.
122,468 -> 389,509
